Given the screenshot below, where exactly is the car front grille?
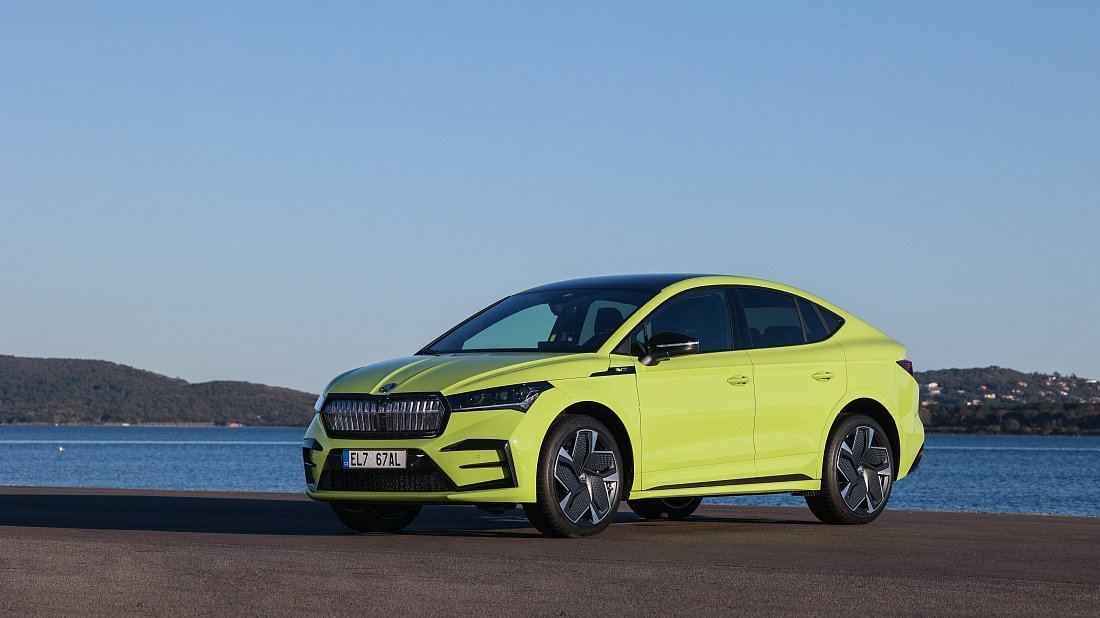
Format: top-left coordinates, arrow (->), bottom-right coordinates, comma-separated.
321,394 -> 448,438
316,449 -> 455,492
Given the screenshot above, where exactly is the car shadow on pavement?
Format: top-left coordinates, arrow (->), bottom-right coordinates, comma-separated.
0,491 -> 535,537
0,491 -> 819,537
673,513 -> 822,526
0,492 -> 347,535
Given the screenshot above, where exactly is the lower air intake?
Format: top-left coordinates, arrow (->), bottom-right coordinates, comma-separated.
316,450 -> 455,492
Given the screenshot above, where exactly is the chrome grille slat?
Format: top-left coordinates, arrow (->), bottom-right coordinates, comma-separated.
321,395 -> 446,437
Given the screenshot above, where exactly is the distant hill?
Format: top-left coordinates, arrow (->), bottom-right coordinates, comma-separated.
0,355 -> 316,426
915,367 -> 1100,435
2,356 -> 1098,434
916,366 -> 1100,407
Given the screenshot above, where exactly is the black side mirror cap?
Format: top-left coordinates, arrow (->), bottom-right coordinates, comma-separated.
639,331 -> 700,366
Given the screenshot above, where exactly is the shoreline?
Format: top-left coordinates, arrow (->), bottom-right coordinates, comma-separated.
0,422 -> 290,428
3,422 -> 1100,436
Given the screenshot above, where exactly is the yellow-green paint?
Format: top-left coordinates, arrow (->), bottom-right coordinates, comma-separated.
305,275 -> 924,505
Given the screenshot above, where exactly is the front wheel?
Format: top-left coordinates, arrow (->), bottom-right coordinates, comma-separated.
806,414 -> 894,525
523,415 -> 623,538
330,502 -> 421,533
628,497 -> 703,520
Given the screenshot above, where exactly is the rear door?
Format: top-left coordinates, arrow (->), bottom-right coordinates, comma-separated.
734,287 -> 847,478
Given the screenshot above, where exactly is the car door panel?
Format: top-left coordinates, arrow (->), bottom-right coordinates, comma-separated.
747,340 -> 846,477
635,350 -> 757,489
629,287 -> 758,490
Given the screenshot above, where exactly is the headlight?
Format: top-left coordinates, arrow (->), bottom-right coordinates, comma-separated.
314,393 -> 326,413
447,382 -> 553,413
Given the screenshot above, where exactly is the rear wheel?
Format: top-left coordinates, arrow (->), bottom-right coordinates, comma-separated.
523,415 -> 623,538
806,414 -> 894,525
628,497 -> 703,520
330,502 -> 421,533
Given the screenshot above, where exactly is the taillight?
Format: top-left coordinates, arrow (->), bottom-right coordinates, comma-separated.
897,359 -> 914,377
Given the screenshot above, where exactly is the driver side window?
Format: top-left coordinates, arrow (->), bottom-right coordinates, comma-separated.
630,289 -> 734,354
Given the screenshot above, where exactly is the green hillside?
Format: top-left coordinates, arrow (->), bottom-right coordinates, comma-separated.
915,366 -> 1100,435
0,355 -> 315,426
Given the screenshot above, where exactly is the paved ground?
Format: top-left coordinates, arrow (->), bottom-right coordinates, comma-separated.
1,487 -> 1097,616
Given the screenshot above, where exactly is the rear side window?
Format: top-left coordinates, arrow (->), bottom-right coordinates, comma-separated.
798,298 -> 830,343
739,288 -> 805,347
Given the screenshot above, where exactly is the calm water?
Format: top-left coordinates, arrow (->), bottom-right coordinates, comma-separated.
1,426 -> 1097,516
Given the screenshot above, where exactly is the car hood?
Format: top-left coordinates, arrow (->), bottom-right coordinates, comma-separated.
323,352 -> 609,397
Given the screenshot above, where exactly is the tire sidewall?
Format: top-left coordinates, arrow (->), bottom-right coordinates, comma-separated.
534,415 -> 623,537
822,414 -> 893,524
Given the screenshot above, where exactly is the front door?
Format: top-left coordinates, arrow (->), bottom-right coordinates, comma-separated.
631,288 -> 757,490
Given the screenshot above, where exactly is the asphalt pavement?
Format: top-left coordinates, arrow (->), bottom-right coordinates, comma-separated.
1,486 -> 1097,616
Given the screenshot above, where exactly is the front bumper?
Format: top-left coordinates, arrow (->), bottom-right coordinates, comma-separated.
302,388 -> 570,504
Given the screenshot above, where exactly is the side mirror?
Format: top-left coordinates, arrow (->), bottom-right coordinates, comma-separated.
639,331 -> 700,366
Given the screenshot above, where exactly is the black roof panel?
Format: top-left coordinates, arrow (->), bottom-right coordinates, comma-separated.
523,274 -> 714,293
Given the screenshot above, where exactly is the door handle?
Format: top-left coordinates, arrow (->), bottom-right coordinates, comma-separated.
812,371 -> 835,382
727,375 -> 752,386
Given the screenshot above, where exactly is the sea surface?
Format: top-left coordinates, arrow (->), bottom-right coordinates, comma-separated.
1,426 -> 1096,517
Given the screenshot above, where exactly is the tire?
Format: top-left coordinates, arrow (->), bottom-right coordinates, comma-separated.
330,502 -> 422,533
523,415 -> 624,538
627,496 -> 703,520
806,414 -> 894,525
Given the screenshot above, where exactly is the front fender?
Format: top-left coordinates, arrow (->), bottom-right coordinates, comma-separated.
548,370 -> 642,489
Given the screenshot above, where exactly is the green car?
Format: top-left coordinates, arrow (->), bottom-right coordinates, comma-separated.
303,274 -> 924,537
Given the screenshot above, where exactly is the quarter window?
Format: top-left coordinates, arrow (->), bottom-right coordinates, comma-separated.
739,288 -> 806,348
798,298 -> 830,343
818,305 -> 844,333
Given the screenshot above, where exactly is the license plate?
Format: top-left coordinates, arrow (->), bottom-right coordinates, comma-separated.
343,450 -> 406,469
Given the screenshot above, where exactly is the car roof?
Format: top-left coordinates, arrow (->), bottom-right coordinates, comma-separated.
522,274 -> 717,293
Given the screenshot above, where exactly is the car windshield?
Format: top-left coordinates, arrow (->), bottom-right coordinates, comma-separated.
423,288 -> 655,354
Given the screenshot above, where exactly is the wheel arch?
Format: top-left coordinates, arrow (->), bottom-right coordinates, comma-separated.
555,401 -> 636,498
826,397 -> 900,469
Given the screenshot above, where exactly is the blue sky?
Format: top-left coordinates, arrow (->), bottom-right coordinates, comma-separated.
2,2 -> 1098,392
